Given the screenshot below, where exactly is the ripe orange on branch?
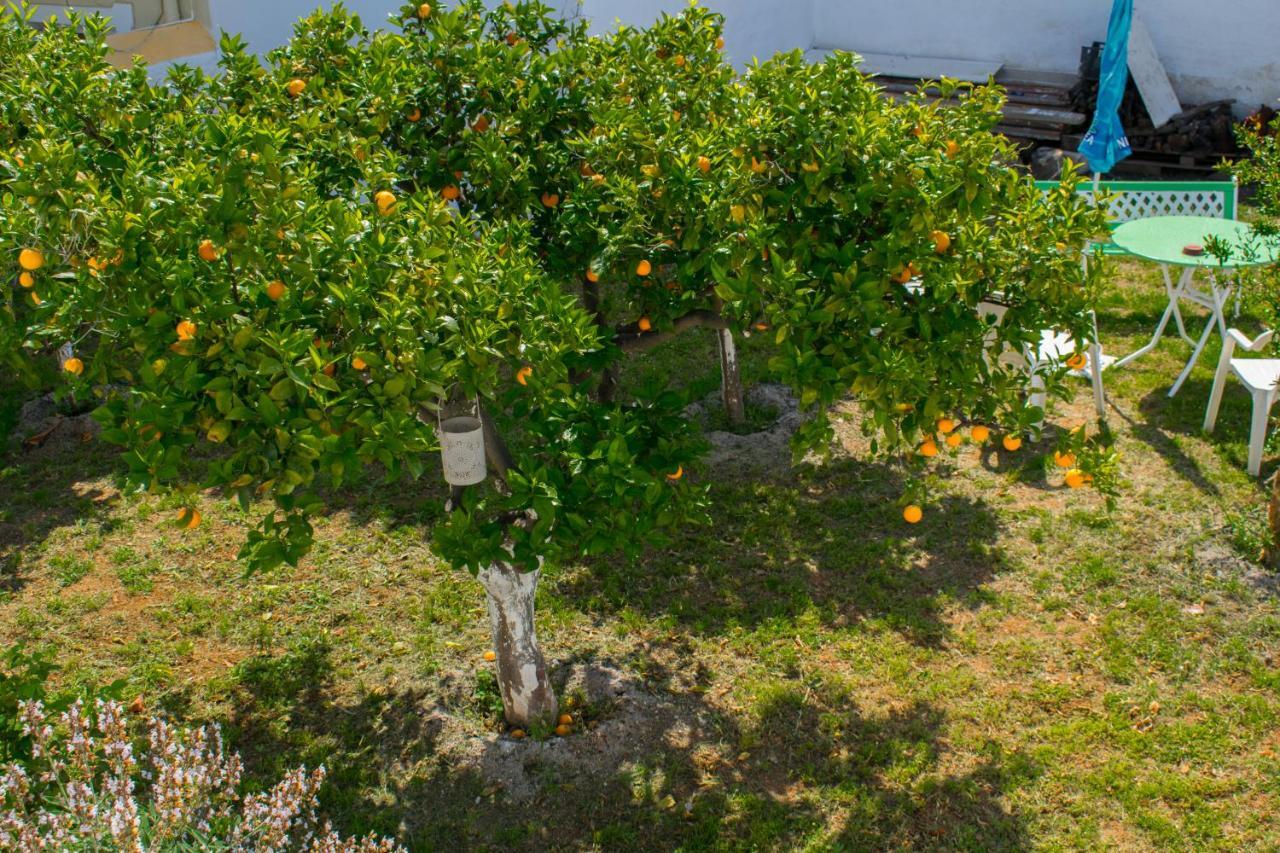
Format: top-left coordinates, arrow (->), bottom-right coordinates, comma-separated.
903,505 -> 923,524
63,357 -> 84,376
286,78 -> 307,98
635,259 -> 652,277
441,185 -> 460,201
176,320 -> 197,341
1065,469 -> 1086,489
1002,435 -> 1022,452
1053,451 -> 1075,468
1065,353 -> 1087,370
516,365 -> 533,386
18,272 -> 34,288
970,425 -> 990,443
18,248 -> 43,271
697,155 -> 711,173
197,240 -> 220,262
266,280 -> 287,301
541,192 -> 560,208
638,317 -> 652,332
930,230 -> 951,253
936,418 -> 956,434
417,3 -> 431,19
374,190 -> 397,215
918,440 -> 939,458
667,466 -> 683,481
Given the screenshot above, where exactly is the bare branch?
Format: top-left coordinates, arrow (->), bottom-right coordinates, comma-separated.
616,309 -> 728,353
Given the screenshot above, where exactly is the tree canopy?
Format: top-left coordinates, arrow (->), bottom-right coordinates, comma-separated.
1,1 -> 1110,577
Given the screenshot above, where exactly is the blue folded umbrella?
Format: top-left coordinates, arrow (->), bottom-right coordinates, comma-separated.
1078,0 -> 1134,175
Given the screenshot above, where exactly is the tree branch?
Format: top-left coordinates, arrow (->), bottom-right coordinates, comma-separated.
616,309 -> 728,353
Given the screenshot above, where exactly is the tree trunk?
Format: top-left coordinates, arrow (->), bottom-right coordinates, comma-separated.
477,561 -> 558,728
716,326 -> 746,427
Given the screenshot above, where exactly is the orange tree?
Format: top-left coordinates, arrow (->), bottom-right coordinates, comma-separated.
2,2 -> 1114,729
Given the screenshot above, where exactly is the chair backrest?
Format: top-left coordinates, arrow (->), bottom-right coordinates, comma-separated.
1034,179 -> 1239,225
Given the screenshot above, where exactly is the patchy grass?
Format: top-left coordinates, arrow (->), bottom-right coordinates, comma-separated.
2,260 -> 1279,849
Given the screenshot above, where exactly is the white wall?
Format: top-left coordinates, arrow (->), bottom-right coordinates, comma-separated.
194,1 -> 812,71
811,0 -> 1280,114
556,0 -> 813,67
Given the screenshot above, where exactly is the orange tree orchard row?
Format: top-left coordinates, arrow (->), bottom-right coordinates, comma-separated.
0,2 -> 1110,726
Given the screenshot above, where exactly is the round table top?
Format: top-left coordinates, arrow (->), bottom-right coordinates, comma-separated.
1111,216 -> 1280,268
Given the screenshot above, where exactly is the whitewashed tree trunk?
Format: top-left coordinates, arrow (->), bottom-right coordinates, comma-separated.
477,561 -> 558,728
717,327 -> 745,427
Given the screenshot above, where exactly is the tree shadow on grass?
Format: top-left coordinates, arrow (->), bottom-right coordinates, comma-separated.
556,456 -> 1007,648
222,641 -> 1033,850
0,414 -> 122,595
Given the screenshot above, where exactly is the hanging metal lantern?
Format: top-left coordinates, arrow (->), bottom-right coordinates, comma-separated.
439,400 -> 487,486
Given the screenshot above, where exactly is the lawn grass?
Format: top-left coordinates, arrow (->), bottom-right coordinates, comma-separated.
2,259 -> 1279,850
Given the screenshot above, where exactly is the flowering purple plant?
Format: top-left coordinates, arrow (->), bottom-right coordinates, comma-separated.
0,699 -> 399,852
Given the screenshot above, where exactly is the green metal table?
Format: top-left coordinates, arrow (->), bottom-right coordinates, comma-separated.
1110,216 -> 1280,397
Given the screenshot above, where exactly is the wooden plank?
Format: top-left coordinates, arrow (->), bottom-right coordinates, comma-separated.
1001,103 -> 1086,128
105,19 -> 214,67
805,48 -> 1002,83
997,67 -> 1081,89
1127,14 -> 1182,129
995,124 -> 1065,142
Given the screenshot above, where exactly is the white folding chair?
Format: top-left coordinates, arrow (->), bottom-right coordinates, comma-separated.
1204,327 -> 1280,476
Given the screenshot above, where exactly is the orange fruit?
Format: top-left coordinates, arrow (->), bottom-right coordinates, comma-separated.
18,248 -> 44,271
970,425 -> 990,443
945,139 -> 960,158
667,465 -> 683,481
903,505 -> 923,524
510,729 -> 526,739
918,440 -> 939,458
1053,451 -> 1075,468
506,32 -> 518,46
323,363 -> 336,377
674,54 -> 686,67
516,365 -> 533,386
945,433 -> 963,448
754,322 -> 769,331
407,107 -> 422,122
672,110 -> 682,121
585,268 -> 599,283
930,230 -> 951,253
197,239 -> 219,262
638,316 -> 652,332
697,155 -> 711,173
18,271 -> 34,288
1065,353 -> 1087,370
1065,469 -> 1086,489
483,650 -> 496,662
471,114 -> 490,133
558,714 -> 573,726
441,185 -> 460,201
912,123 -> 926,138
374,190 -> 397,215
352,356 -> 367,371
541,192 -> 560,208
179,508 -> 201,530
30,292 -> 42,305
635,259 -> 652,277
176,320 -> 197,341
287,78 -> 306,98
63,357 -> 84,376
554,724 -> 572,737
936,418 -> 956,434
417,3 -> 431,18
1002,435 -> 1022,452
715,36 -> 725,50
266,280 -> 287,301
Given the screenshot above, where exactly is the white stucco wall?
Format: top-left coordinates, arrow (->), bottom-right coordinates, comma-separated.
192,0 -> 812,71
811,0 -> 1280,114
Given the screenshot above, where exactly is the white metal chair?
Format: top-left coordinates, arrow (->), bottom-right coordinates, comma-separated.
1204,327 -> 1280,476
978,301 -> 1107,422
